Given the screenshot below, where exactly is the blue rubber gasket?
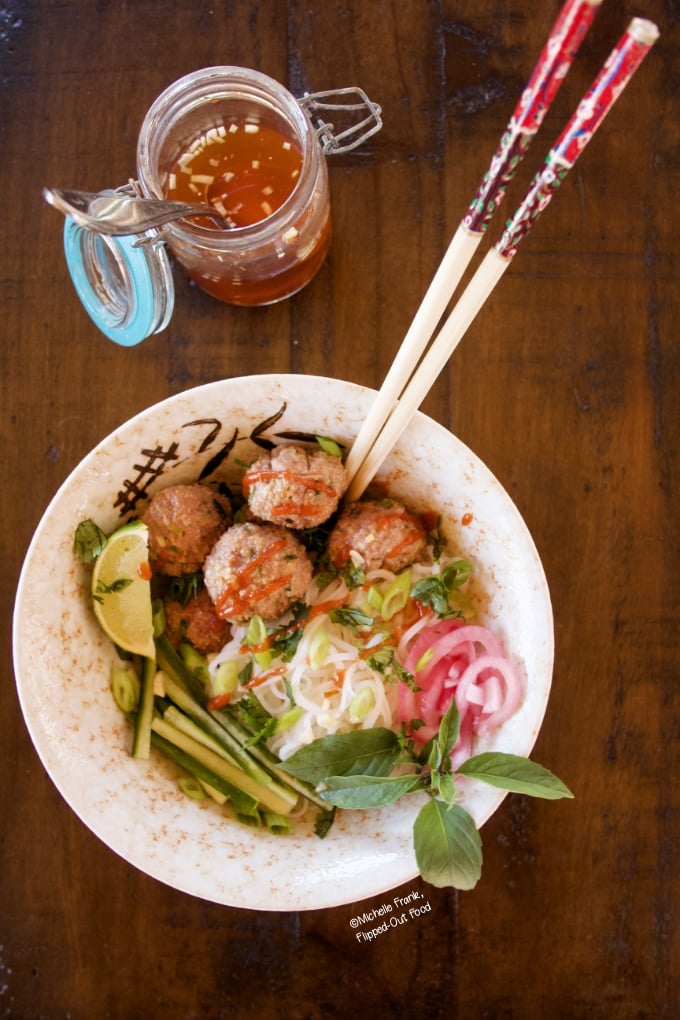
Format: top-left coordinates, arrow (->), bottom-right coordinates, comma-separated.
63,217 -> 174,346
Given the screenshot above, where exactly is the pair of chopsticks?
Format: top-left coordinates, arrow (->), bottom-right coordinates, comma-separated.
344,1 -> 659,501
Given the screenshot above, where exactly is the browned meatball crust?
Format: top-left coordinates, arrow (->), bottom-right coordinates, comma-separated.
162,587 -> 232,655
242,444 -> 346,529
142,484 -> 232,577
327,499 -> 427,573
203,522 -> 313,622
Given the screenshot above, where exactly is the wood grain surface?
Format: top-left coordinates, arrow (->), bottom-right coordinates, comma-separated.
1,2 -> 677,1017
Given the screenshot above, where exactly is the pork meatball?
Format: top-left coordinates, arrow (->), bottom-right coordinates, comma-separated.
242,444 -> 346,529
327,498 -> 427,573
203,522 -> 313,622
162,586 -> 232,655
142,484 -> 232,577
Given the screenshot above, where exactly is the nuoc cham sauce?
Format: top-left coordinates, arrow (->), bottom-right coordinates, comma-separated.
137,67 -> 331,306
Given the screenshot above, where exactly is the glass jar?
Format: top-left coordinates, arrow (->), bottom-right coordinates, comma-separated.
136,66 -> 332,306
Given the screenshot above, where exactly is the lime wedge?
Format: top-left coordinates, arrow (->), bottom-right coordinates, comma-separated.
91,521 -> 155,659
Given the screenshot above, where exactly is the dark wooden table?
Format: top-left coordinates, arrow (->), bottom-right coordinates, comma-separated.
2,2 -> 677,1017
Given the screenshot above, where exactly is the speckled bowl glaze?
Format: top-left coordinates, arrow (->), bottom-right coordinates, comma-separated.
12,374 -> 553,910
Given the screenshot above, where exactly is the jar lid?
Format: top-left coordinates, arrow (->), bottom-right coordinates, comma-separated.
63,217 -> 174,346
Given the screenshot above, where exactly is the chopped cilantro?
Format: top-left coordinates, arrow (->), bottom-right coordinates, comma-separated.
410,560 -> 473,618
368,647 -> 419,690
268,602 -> 309,661
166,571 -> 203,607
329,606 -> 373,633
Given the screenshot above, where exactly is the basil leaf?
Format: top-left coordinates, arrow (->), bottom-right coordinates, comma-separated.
437,697 -> 460,760
278,728 -> 401,784
413,799 -> 482,890
73,518 -> 108,564
437,773 -> 457,807
321,772 -> 423,809
456,753 -> 574,800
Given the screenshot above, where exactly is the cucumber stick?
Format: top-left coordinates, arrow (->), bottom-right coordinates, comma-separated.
151,715 -> 295,816
158,656 -> 297,806
150,730 -> 258,816
131,656 -> 156,759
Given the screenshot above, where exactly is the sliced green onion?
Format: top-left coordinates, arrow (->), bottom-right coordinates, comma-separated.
274,706 -> 303,733
308,628 -> 330,668
245,615 -> 272,668
415,648 -> 435,672
366,585 -> 383,612
245,615 -> 267,646
236,811 -> 264,828
178,775 -> 206,801
110,662 -> 140,714
264,811 -> 293,835
315,435 -> 343,457
349,687 -> 375,723
212,659 -> 241,697
381,570 -> 411,621
199,780 -> 228,805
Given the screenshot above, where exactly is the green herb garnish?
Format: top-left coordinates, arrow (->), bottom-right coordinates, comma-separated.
367,647 -> 419,690
73,518 -> 108,564
427,515 -> 447,561
329,606 -> 373,633
167,571 -> 203,607
279,699 -> 573,891
411,560 -> 473,618
268,602 -> 309,661
95,577 -> 133,596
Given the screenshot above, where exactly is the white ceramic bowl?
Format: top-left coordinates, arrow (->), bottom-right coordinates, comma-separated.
12,374 -> 553,910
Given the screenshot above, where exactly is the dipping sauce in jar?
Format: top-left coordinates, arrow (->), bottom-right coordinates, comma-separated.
165,119 -> 303,228
137,67 -> 332,306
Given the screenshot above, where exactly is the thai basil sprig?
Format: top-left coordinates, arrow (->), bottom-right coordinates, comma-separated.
279,699 -> 573,890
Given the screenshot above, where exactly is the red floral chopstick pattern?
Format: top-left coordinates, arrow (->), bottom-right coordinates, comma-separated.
495,20 -> 659,260
464,0 -> 602,234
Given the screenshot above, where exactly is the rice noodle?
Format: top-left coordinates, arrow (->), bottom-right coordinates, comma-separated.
208,546 -> 522,765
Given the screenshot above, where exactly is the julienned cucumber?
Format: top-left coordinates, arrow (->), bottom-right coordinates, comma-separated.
159,662 -> 296,804
214,706 -> 331,812
150,715 -> 295,816
131,656 -> 156,759
155,634 -> 326,811
150,730 -> 259,816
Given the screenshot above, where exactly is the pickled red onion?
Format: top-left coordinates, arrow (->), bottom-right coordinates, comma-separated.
398,619 -> 523,767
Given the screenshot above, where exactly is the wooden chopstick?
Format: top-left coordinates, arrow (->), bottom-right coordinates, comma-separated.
345,17 -> 659,502
343,0 -> 604,488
